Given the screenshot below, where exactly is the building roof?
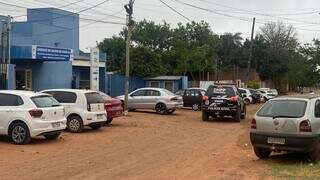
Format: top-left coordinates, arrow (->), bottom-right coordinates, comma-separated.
144,76 -> 184,81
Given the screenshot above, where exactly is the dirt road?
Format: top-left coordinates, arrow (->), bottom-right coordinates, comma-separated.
0,105 -> 268,180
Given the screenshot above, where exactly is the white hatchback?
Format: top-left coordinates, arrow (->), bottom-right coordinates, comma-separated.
0,90 -> 66,144
42,89 -> 107,133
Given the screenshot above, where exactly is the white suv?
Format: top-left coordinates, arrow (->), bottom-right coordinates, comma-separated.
42,89 -> 107,133
0,90 -> 66,144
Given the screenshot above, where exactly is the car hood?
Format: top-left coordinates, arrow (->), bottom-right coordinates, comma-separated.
116,95 -> 125,100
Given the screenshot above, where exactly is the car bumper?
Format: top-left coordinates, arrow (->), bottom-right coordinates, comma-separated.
83,112 -> 107,125
30,118 -> 67,137
107,108 -> 124,119
250,132 -> 319,152
166,102 -> 183,109
202,105 -> 238,116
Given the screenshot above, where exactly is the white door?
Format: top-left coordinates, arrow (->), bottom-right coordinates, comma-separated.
0,93 -> 24,134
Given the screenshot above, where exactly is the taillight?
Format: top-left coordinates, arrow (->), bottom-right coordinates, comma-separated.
170,97 -> 178,101
202,95 -> 210,105
87,104 -> 91,112
300,120 -> 312,132
251,118 -> 257,129
230,96 -> 238,105
29,109 -> 43,118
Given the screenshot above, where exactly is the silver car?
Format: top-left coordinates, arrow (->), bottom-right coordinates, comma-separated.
117,88 -> 183,114
250,95 -> 320,162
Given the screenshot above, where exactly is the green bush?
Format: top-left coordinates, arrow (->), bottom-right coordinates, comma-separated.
247,81 -> 259,89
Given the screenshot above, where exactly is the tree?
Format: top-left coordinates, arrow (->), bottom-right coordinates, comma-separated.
129,47 -> 167,77
97,36 -> 125,72
257,22 -> 298,91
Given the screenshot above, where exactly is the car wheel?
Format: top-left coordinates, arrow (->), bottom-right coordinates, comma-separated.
202,111 -> 209,121
155,103 -> 167,115
44,132 -> 61,140
9,122 -> 31,145
244,99 -> 250,105
128,109 -> 136,112
309,140 -> 320,163
105,118 -> 113,125
253,147 -> 271,159
241,105 -> 246,119
192,104 -> 200,111
67,115 -> 83,133
234,108 -> 241,122
166,109 -> 176,114
89,124 -> 102,130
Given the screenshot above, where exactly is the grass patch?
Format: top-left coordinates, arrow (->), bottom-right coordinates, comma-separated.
267,153 -> 320,179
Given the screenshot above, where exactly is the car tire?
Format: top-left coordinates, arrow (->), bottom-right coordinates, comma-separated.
166,109 -> 176,114
202,111 -> 209,121
44,132 -> 61,140
9,122 -> 31,145
155,103 -> 167,115
234,108 -> 241,122
128,109 -> 136,112
244,99 -> 250,105
105,118 -> 113,125
67,115 -> 83,133
89,124 -> 102,130
192,104 -> 200,111
309,140 -> 320,163
241,105 -> 246,119
253,147 -> 271,159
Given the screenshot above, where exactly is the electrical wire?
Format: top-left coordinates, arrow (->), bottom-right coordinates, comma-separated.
159,0 -> 191,22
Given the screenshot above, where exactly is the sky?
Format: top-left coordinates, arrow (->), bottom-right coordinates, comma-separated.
1,0 -> 320,51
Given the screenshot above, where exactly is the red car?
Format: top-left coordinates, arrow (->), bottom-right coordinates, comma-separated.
99,92 -> 124,125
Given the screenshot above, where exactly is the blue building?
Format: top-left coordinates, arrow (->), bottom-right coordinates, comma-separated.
0,8 -> 106,92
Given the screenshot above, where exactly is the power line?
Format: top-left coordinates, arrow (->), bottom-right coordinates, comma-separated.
159,0 -> 192,22
196,0 -> 320,26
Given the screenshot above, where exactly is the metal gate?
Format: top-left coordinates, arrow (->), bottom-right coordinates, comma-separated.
0,63 -> 7,89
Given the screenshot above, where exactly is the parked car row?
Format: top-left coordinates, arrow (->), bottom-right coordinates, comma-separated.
0,89 -> 124,144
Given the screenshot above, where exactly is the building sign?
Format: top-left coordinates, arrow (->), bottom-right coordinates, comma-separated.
32,45 -> 73,61
90,47 -> 99,91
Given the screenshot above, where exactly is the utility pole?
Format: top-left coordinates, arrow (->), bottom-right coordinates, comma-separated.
1,16 -> 12,64
124,0 -> 134,114
246,17 -> 256,83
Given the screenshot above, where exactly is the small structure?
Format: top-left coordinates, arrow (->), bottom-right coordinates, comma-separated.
145,76 -> 188,93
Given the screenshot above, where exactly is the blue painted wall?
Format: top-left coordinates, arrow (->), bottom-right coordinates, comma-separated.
107,74 -> 146,97
11,8 -> 79,56
14,61 -> 72,91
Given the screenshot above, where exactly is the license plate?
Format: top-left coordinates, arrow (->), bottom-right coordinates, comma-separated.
97,114 -> 103,119
267,137 -> 285,145
214,100 -> 224,103
52,122 -> 60,128
212,107 -> 230,111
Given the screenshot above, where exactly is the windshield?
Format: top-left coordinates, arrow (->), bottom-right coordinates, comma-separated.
99,91 -> 112,100
162,89 -> 175,96
31,95 -> 60,108
85,92 -> 104,104
206,86 -> 236,97
257,100 -> 307,118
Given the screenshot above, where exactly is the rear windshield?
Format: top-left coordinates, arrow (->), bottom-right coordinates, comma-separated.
85,93 -> 104,104
31,95 -> 60,108
162,89 -> 175,96
257,100 -> 307,118
206,86 -> 236,97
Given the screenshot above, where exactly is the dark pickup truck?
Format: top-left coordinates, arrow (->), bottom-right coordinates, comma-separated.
202,85 -> 246,122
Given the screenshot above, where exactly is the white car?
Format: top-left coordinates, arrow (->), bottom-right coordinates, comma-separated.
0,90 -> 66,144
250,95 -> 320,162
239,88 -> 253,104
42,89 -> 107,133
258,90 -> 276,102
